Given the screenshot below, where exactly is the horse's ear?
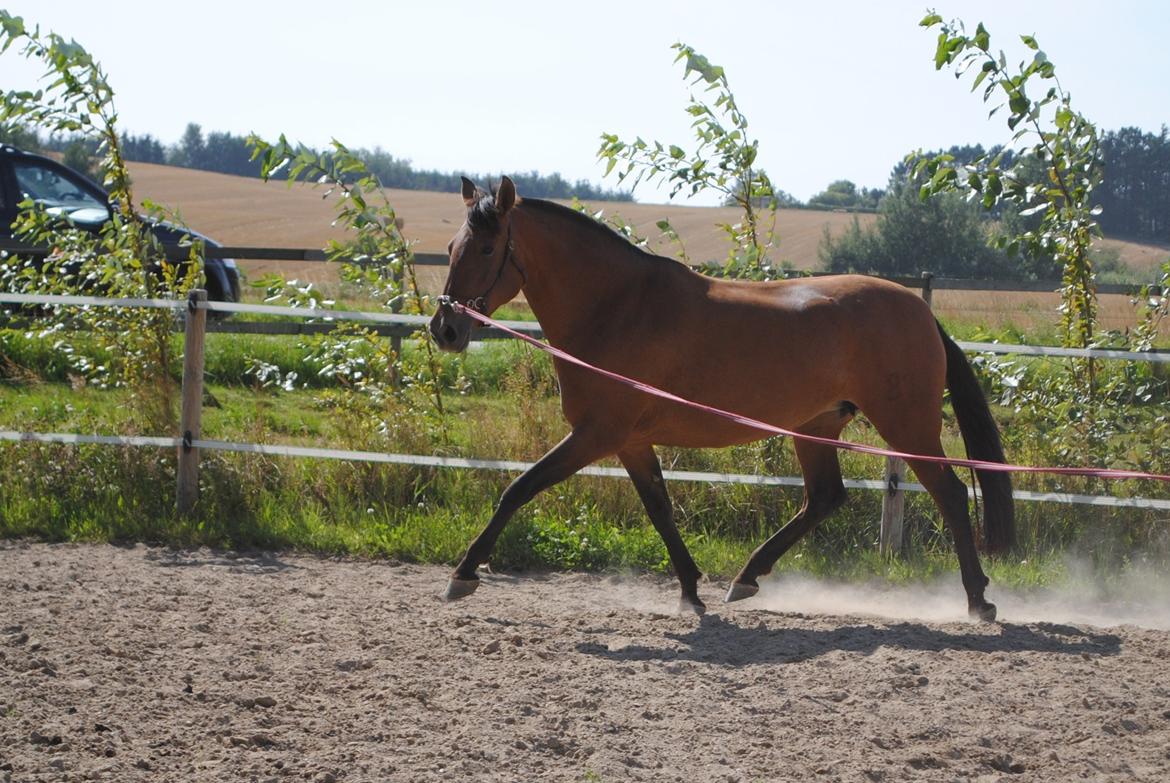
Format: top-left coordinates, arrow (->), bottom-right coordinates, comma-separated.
496,176 -> 516,216
461,176 -> 477,207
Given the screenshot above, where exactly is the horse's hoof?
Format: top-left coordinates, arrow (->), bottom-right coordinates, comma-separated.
444,576 -> 480,601
969,601 -> 997,623
679,596 -> 707,616
724,581 -> 759,603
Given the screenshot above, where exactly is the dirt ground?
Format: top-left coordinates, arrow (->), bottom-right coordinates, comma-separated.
2,541 -> 1169,782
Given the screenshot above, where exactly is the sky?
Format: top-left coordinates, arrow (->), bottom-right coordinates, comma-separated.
2,1 -> 1168,205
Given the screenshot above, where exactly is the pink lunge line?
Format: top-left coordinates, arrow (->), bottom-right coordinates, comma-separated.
456,304 -> 1170,484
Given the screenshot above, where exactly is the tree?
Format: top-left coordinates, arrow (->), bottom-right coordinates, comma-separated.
721,170 -> 800,208
807,179 -> 884,210
809,179 -> 857,208
1096,126 -> 1170,242
203,130 -> 260,177
171,122 -> 206,169
121,132 -> 166,164
918,14 -> 1104,354
816,140 -> 1062,279
819,175 -> 1012,278
0,11 -> 199,431
0,122 -> 41,149
61,139 -> 97,180
248,134 -> 450,430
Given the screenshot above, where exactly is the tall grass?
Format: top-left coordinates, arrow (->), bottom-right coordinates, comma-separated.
3,325 -> 1168,590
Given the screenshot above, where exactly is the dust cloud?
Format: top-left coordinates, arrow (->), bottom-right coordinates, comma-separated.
751,559 -> 1170,630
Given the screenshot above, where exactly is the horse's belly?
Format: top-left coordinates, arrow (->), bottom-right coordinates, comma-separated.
631,396 -> 835,450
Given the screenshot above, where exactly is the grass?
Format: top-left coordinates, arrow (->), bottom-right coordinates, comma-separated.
3,243 -> 1168,593
3,326 -> 1168,594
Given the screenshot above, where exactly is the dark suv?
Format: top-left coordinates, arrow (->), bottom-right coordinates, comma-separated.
0,145 -> 240,303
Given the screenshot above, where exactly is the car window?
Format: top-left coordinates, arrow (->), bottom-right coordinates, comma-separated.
13,161 -> 107,212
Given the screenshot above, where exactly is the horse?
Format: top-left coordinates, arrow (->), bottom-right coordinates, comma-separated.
429,176 -> 1014,621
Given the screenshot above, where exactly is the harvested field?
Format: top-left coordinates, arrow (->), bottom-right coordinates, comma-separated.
125,162 -> 1167,332
126,161 -> 872,275
932,288 -> 1155,333
2,541 -> 1169,782
127,161 -> 882,306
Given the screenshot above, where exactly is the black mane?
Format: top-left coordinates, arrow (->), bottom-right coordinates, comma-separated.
465,191 -> 680,270
513,197 -> 658,257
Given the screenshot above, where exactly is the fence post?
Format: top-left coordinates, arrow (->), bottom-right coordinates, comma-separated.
177,289 -> 207,516
390,262 -> 404,369
879,272 -> 934,555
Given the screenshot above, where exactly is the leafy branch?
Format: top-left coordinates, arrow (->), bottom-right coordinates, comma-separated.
247,135 -> 448,429
916,13 -> 1102,357
597,43 -> 780,277
916,12 -> 1170,467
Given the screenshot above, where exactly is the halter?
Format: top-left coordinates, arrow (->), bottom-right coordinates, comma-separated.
437,224 -> 525,315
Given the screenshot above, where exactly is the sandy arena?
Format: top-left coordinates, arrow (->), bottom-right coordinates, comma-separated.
2,541 -> 1169,782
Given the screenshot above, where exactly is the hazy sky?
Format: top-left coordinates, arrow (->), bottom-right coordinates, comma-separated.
3,1 -> 1167,204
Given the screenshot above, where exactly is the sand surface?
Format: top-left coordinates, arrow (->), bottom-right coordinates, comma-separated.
2,541 -> 1169,782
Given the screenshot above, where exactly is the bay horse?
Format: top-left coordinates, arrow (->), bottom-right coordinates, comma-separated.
429,176 -> 1014,621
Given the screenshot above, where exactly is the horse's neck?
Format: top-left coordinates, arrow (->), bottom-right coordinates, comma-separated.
514,207 -> 653,348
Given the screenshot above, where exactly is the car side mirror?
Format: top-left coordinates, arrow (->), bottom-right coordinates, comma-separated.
68,207 -> 111,227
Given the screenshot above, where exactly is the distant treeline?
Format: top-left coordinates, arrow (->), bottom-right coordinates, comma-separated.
8,122 -> 634,202
1096,127 -> 1170,243
820,132 -> 1170,281
806,128 -> 1169,246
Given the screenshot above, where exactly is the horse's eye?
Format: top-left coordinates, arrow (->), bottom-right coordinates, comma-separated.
480,245 -> 494,256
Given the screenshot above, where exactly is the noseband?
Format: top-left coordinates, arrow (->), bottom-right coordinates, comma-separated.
437,224 -> 526,314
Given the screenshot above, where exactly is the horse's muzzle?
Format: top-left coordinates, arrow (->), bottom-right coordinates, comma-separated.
429,305 -> 473,352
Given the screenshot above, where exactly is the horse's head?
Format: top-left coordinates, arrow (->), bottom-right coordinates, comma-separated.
429,176 -> 524,352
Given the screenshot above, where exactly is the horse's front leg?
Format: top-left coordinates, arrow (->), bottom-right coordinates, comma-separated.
445,426 -> 614,600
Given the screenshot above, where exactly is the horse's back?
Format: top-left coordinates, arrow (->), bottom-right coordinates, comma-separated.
708,273 -> 931,323
556,268 -> 947,446
699,273 -> 942,367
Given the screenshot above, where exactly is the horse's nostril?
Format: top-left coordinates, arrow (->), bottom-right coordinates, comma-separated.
442,325 -> 457,344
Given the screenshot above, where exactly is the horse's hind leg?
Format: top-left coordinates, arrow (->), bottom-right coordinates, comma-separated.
726,413 -> 850,602
863,406 -> 996,621
619,445 -> 705,614
906,456 -> 996,622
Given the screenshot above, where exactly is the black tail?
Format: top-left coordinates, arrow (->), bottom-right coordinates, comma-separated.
937,321 -> 1016,553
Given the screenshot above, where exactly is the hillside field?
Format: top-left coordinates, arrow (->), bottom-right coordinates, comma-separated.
126,162 -> 1169,332
127,161 -> 868,270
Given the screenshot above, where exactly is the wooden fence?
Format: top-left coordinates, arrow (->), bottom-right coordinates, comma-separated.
169,245 -> 1170,550
2,242 -> 1168,553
